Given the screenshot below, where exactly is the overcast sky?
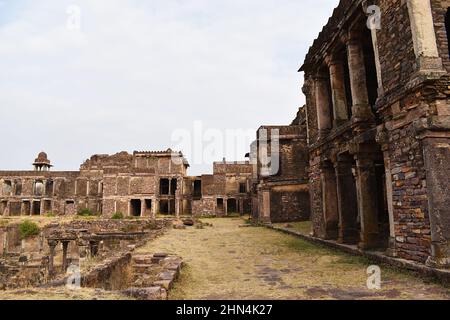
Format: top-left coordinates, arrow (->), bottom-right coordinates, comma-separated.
0,0 -> 338,175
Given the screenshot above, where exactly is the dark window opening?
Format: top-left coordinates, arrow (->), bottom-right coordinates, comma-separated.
160,179 -> 170,195
239,183 -> 247,193
14,180 -> 22,196
446,8 -> 450,58
170,179 -> 177,195
159,200 -> 175,215
217,198 -> 224,210
326,74 -> 335,126
43,200 -> 52,213
193,180 -> 202,200
32,201 -> 41,215
343,49 -> 353,118
160,200 -> 169,214
227,198 -> 237,214
362,26 -> 381,124
130,199 -> 142,217
46,180 -> 54,197
144,199 -> 152,215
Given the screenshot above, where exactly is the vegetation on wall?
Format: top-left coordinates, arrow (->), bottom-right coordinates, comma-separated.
19,220 -> 40,239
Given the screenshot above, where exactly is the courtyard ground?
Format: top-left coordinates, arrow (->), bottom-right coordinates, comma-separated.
138,217 -> 450,300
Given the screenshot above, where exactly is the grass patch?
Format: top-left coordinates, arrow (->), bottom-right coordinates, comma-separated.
111,212 -> 124,220
18,220 -> 40,239
77,208 -> 98,217
283,237 -> 331,256
43,212 -> 56,217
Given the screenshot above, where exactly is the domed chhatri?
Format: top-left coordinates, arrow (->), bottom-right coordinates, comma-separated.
33,151 -> 52,171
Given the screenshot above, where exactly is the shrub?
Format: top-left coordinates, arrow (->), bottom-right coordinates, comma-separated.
111,212 -> 124,220
19,220 -> 40,239
77,208 -> 96,216
44,212 -> 56,217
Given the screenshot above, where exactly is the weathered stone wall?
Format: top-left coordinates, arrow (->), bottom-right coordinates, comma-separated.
192,198 -> 216,216
269,185 -> 310,223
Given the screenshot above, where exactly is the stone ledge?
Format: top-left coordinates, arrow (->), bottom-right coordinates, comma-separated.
266,225 -> 450,285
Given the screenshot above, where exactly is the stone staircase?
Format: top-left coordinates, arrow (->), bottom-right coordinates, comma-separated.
122,253 -> 183,300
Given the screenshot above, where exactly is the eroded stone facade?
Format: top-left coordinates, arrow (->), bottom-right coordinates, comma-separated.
250,106 -> 311,224
301,0 -> 450,266
0,150 -> 253,218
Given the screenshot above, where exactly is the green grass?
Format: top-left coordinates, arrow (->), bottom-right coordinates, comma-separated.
77,208 -> 99,217
111,212 -> 124,220
18,220 -> 40,239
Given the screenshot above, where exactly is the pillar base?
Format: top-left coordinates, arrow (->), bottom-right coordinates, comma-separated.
358,234 -> 381,250
324,224 -> 339,240
416,56 -> 445,74
338,229 -> 360,245
426,242 -> 450,269
385,237 -> 398,257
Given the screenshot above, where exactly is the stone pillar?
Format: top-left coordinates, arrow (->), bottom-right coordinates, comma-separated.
224,197 -> 228,216
313,74 -> 332,137
175,199 -> 181,218
62,241 -> 69,272
355,154 -> 380,250
262,191 -> 271,223
406,0 -> 444,72
335,157 -> 359,244
151,198 -> 157,218
321,162 -> 339,240
153,199 -> 159,217
422,137 -> 450,267
140,199 -> 146,217
327,56 -> 349,126
48,240 -> 58,277
346,31 -> 375,125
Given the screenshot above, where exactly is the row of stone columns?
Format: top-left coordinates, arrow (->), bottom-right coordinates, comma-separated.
312,30 -> 376,139
47,239 -> 99,277
321,148 -> 385,250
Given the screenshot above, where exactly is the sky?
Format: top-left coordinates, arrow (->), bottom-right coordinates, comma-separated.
0,0 -> 338,175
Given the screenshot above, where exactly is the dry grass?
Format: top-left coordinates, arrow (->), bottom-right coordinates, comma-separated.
0,288 -> 132,300
274,221 -> 312,235
137,218 -> 450,300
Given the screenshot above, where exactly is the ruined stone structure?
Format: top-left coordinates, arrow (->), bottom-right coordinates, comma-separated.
250,106 -> 311,223
301,0 -> 450,266
188,161 -> 253,217
0,150 -> 252,218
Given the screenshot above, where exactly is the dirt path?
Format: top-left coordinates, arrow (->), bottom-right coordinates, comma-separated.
137,218 -> 450,300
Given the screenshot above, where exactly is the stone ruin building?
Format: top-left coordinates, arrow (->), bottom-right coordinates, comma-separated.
0,150 -> 253,219
249,106 -> 311,224
1,1 -> 450,292
187,160 -> 253,217
300,0 -> 450,267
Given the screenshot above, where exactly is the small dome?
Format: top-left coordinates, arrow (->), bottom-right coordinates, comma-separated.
33,151 -> 51,166
37,152 -> 48,160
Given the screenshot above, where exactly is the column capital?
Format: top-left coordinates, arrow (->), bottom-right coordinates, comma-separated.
325,52 -> 345,67
347,29 -> 363,44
